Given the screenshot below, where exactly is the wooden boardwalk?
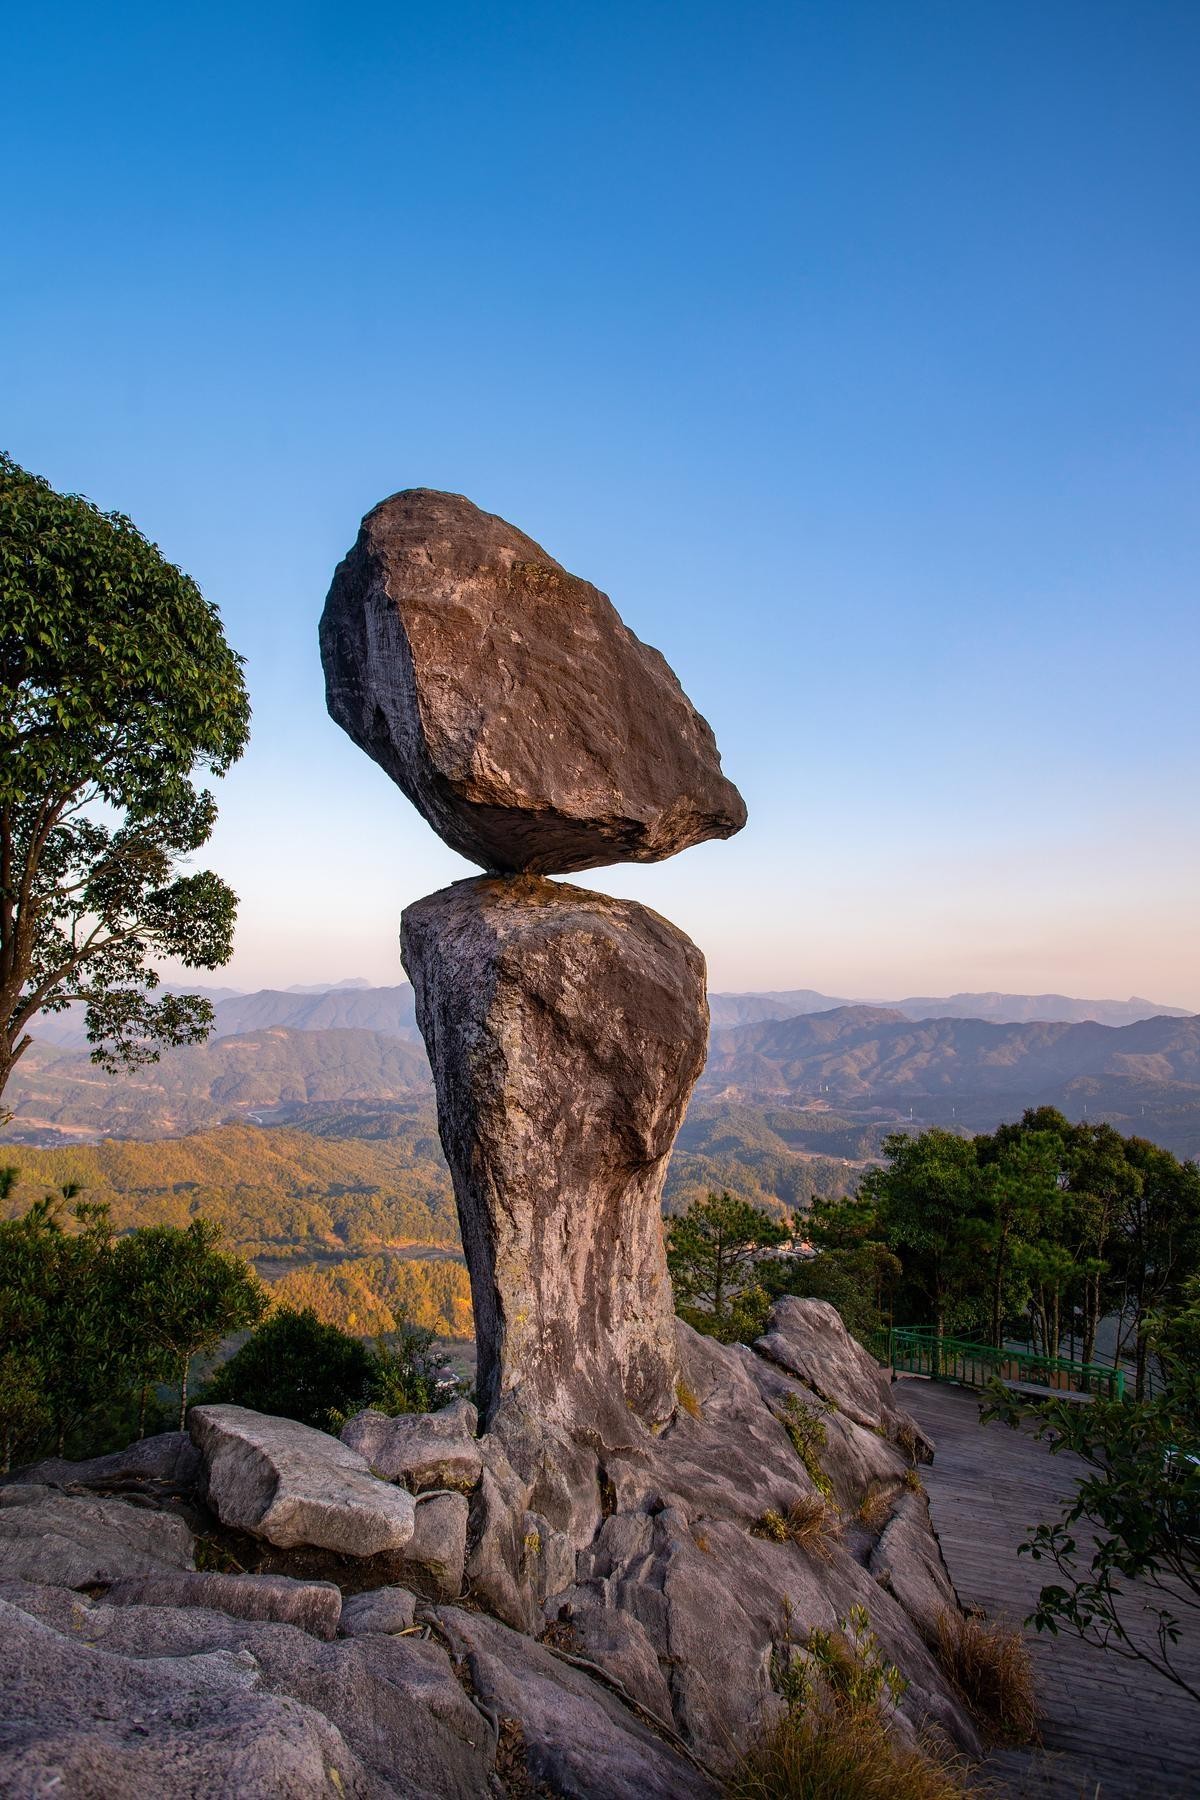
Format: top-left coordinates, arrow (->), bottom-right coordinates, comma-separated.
899,1378 -> 1199,1800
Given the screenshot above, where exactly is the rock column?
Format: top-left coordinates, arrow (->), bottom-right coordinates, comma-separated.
321,490 -> 744,1447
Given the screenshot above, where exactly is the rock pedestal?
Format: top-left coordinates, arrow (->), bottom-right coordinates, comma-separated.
401,875 -> 708,1439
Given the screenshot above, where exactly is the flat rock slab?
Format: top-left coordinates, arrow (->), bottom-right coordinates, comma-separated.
0,1488 -> 194,1588
342,1398 -> 482,1490
402,876 -> 708,1435
190,1405 -> 415,1556
320,488 -> 746,875
104,1570 -> 343,1639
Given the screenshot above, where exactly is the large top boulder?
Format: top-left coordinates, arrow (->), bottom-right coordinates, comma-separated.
319,489 -> 746,875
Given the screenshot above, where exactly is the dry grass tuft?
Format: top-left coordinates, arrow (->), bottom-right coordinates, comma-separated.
675,1378 -> 702,1419
727,1699 -> 978,1800
934,1608 -> 1039,1744
902,1467 -> 925,1494
857,1483 -> 894,1533
752,1497 -> 841,1557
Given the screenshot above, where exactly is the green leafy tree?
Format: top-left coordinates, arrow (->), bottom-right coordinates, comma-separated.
1114,1141 -> 1200,1398
858,1129 -> 983,1343
667,1191 -> 789,1336
0,454 -> 249,1107
111,1220 -> 266,1427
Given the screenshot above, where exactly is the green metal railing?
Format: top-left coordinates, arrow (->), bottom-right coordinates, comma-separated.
889,1325 -> 1125,1401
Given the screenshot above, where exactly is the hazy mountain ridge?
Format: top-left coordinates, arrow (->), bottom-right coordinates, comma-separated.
34,980 -> 1189,1052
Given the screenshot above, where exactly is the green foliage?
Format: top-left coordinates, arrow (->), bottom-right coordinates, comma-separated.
984,1290 -> 1200,1704
779,1394 -> 834,1498
667,1190 -> 789,1338
199,1305 -> 445,1431
820,1112 -> 1200,1395
0,453 -> 248,1100
0,1191 -> 266,1462
199,1306 -> 372,1431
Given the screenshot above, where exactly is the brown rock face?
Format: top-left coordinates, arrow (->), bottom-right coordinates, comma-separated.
401,876 -> 708,1437
319,489 -> 746,875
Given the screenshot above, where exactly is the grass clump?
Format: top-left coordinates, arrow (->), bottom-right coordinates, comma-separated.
857,1483 -> 894,1533
727,1702 -> 975,1800
675,1378 -> 702,1419
753,1497 -> 842,1557
730,1605 -> 975,1800
934,1608 -> 1039,1744
903,1467 -> 925,1494
778,1395 -> 834,1499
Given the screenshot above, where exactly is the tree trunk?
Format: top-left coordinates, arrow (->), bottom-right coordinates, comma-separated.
177,1356 -> 189,1432
138,1382 -> 148,1439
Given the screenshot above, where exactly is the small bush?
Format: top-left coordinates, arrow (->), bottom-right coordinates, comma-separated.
934,1609 -> 1039,1744
903,1467 -> 925,1494
732,1606 -> 972,1799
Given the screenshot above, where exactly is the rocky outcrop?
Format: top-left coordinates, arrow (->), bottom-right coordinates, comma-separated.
0,1487 -> 194,1587
189,1405 -> 415,1555
401,876 -> 708,1438
319,488 -> 746,876
756,1296 -> 933,1458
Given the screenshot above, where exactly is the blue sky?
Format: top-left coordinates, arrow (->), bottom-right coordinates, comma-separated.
4,2 -> 1198,1004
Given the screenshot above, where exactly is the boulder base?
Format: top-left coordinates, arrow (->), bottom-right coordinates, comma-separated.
319,488 -> 746,875
402,876 -> 708,1437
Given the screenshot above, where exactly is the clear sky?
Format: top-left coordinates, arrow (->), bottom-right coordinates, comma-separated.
4,2 -> 1198,1006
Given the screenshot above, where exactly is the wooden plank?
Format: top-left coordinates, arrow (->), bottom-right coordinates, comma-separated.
898,1378 -> 1199,1799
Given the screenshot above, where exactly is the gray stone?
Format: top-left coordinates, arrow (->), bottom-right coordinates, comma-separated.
400,1490 -> 469,1600
433,1602 -> 716,1798
7,1428 -> 201,1492
0,1488 -> 194,1588
340,1584 -> 418,1637
0,1595 -> 375,1798
756,1296 -> 932,1458
104,1570 -> 343,1639
341,1397 -> 481,1490
0,1586 -> 492,1798
402,876 -> 707,1436
190,1405 -> 416,1555
320,488 -> 746,877
870,1487 -> 961,1643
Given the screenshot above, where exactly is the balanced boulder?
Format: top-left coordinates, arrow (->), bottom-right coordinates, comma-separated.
319,489 -> 746,875
190,1405 -> 415,1556
401,875 -> 708,1438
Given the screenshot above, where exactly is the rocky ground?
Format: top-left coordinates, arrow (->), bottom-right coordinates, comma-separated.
0,1300 -> 983,1797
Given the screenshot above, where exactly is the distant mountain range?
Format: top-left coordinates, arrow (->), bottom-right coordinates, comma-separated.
32,981 -> 1191,1051
706,989 -> 1192,1029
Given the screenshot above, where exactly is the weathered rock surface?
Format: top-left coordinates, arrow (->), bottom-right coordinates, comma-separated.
0,1585 -> 491,1798
402,875 -> 708,1436
7,1428 -> 201,1491
190,1404 -> 416,1555
105,1570 -> 343,1638
756,1296 -> 933,1458
869,1487 -> 961,1643
320,488 -> 746,876
339,1584 -> 418,1637
342,1397 -> 481,1490
400,1491 -> 469,1599
433,1603 -> 717,1798
0,1487 -> 194,1587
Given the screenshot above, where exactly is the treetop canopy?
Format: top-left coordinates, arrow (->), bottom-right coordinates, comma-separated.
0,453 -> 250,811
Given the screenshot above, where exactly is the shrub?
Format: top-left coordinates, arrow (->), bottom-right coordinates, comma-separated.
934,1609 -> 1039,1744
753,1496 -> 842,1558
201,1307 -> 446,1431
